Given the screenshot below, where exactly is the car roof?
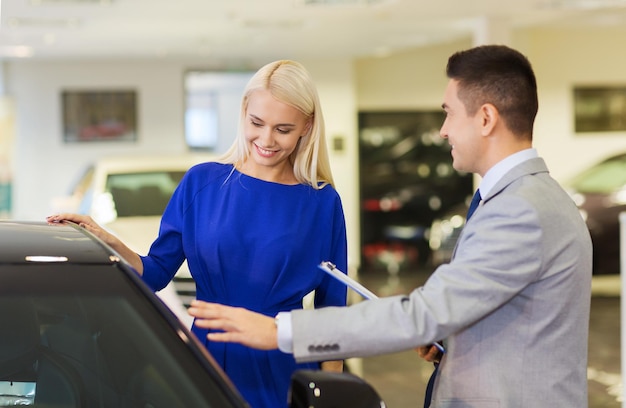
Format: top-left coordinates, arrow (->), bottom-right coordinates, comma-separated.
0,221 -> 119,264
91,153 -> 216,173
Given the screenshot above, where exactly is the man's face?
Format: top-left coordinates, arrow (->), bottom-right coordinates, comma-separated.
439,79 -> 482,174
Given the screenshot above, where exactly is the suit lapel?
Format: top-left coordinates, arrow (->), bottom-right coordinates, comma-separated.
483,157 -> 549,203
449,157 -> 550,260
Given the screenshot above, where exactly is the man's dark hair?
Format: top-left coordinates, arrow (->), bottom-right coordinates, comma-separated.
446,45 -> 538,139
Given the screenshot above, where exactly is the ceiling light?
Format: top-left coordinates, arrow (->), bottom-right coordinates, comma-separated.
7,17 -> 81,28
0,46 -> 34,58
539,0 -> 626,10
295,0 -> 393,6
30,0 -> 112,4
240,19 -> 302,29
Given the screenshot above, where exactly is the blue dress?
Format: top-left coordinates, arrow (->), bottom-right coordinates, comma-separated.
140,162 -> 348,408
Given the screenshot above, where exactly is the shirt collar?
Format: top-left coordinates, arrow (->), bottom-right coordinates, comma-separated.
479,148 -> 538,197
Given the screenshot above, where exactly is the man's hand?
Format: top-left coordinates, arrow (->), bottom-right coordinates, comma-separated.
188,300 -> 279,350
416,344 -> 443,363
321,360 -> 343,373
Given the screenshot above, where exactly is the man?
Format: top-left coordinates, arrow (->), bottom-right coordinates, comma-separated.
189,45 -> 593,408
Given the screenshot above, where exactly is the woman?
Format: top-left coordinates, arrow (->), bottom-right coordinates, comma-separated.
47,60 -> 348,408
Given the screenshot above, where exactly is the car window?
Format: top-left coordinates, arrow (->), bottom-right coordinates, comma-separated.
568,156 -> 626,193
0,264 -> 244,408
105,171 -> 186,217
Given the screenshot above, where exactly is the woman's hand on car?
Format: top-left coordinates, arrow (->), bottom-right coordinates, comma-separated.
46,213 -> 144,274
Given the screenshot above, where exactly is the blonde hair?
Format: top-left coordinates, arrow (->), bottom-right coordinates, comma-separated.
217,60 -> 334,188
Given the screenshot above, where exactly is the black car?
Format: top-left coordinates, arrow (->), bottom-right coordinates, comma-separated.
0,221 -> 384,408
428,152 -> 626,275
565,152 -> 626,275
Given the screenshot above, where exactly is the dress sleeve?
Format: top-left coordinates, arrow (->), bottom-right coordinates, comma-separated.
314,191 -> 349,308
140,176 -> 187,291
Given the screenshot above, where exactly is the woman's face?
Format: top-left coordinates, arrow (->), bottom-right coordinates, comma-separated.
243,88 -> 310,181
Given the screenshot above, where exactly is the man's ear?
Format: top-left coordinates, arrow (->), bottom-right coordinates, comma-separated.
479,103 -> 498,136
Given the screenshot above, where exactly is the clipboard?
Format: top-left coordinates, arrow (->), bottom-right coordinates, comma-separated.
318,260 -> 445,353
318,261 -> 379,300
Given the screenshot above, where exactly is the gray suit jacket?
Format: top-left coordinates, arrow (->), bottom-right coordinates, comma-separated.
291,158 -> 593,408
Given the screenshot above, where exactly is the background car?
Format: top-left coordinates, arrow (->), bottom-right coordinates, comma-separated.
427,200 -> 471,268
358,111 -> 473,273
0,220 -> 385,408
428,152 -> 626,275
50,153 -> 216,326
565,152 -> 626,275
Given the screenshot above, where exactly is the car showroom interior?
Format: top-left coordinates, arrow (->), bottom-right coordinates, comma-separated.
1,0 -> 626,407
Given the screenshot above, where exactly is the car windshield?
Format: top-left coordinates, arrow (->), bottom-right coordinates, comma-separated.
105,171 -> 186,217
0,264 -> 243,408
567,156 -> 626,194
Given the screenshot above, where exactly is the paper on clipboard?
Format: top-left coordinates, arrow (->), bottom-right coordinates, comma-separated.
317,261 -> 379,300
318,260 -> 446,354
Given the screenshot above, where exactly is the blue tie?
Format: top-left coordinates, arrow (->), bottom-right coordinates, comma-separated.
466,189 -> 482,221
424,363 -> 438,408
424,189 -> 482,408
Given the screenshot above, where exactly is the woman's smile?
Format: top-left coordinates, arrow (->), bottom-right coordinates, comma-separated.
254,143 -> 279,158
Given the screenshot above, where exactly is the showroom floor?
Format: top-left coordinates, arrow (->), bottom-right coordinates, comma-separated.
357,268 -> 622,408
